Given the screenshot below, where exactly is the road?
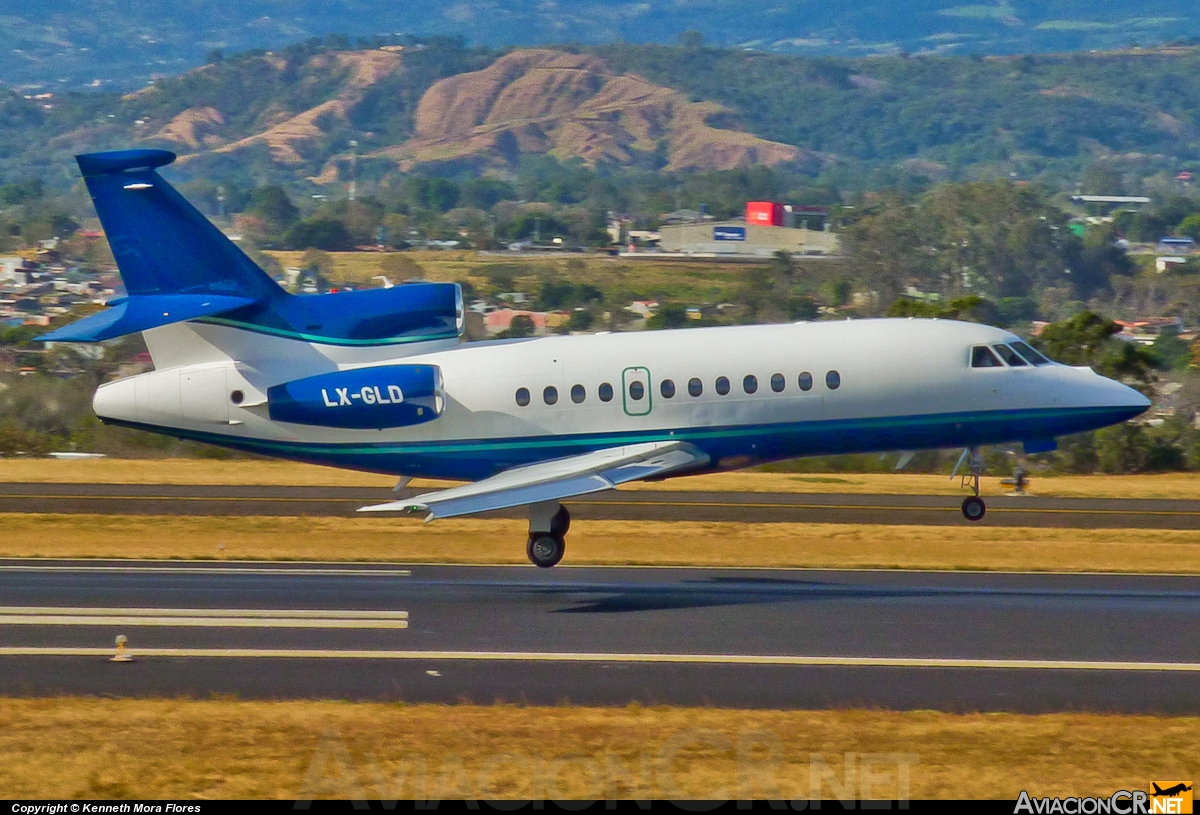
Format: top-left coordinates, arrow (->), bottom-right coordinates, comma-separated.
3,482 -> 1200,527
1,560 -> 1198,712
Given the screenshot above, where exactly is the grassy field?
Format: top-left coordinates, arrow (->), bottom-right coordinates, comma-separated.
4,514 -> 1200,573
264,249 -> 841,304
6,457 -> 1200,498
0,698 -> 1194,799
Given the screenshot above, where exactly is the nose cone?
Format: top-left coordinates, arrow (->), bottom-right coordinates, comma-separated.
93,377 -> 138,423
1058,365 -> 1151,427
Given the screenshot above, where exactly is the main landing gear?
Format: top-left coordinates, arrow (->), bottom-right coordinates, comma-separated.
953,446 -> 987,522
526,501 -> 570,568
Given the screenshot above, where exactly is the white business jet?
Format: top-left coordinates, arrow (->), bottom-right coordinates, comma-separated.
44,150 -> 1150,567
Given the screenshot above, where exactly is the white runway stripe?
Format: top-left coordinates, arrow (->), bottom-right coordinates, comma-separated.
0,565 -> 411,576
0,607 -> 408,629
0,647 -> 1195,671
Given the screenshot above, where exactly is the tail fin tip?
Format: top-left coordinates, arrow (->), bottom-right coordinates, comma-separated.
77,149 -> 176,177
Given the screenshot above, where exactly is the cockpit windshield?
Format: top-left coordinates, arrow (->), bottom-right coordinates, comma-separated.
993,345 -> 1028,366
1009,341 -> 1052,365
971,346 -> 1004,368
971,341 -> 1054,368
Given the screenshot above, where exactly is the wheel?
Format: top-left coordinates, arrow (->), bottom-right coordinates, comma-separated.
961,495 -> 986,522
526,533 -> 565,568
550,506 -> 571,537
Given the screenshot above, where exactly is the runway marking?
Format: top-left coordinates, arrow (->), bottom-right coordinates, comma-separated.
0,607 -> 408,629
0,565 -> 410,577
0,648 -> 1195,671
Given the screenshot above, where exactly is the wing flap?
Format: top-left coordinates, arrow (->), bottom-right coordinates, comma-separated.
358,440 -> 708,519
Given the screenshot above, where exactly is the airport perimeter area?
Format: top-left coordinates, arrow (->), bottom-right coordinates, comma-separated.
1,459 -> 1198,800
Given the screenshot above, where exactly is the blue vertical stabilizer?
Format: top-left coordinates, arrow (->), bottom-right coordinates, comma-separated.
75,149 -> 283,303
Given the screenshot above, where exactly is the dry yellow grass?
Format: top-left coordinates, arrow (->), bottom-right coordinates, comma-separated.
0,698 -> 1194,799
4,514 -> 1200,573
7,458 -> 1200,499
264,248 -> 772,299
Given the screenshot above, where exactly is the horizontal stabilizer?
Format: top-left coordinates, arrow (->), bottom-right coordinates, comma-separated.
41,294 -> 257,342
358,441 -> 708,519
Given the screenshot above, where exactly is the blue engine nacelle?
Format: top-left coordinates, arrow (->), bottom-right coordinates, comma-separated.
267,365 -> 444,429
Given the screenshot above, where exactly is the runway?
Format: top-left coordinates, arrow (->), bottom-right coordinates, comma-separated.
1,559 -> 1199,712
3,482 -> 1200,527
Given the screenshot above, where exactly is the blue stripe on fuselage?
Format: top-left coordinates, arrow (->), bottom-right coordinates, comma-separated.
102,404 -> 1140,480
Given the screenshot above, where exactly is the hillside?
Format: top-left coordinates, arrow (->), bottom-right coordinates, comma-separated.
379,50 -> 803,173
3,1 -> 1200,92
4,41 -> 1200,189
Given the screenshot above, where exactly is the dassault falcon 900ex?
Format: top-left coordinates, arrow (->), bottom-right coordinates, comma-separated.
44,149 -> 1151,567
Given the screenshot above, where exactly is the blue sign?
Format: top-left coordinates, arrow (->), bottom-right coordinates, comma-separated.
268,364 -> 443,429
713,226 -> 746,242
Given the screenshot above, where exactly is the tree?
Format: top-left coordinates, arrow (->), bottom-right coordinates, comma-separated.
498,314 -> 535,338
1034,310 -> 1157,387
844,181 -> 1082,306
884,294 -> 998,323
247,185 -> 299,235
285,218 -> 354,251
1178,213 -> 1200,241
647,303 -> 689,329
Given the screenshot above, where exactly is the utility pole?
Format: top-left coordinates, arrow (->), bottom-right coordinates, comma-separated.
348,139 -> 358,202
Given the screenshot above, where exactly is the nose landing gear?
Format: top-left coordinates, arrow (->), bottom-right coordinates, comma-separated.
953,446 -> 987,522
526,501 -> 570,567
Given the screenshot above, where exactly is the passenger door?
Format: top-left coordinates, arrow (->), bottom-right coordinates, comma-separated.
621,366 -> 652,416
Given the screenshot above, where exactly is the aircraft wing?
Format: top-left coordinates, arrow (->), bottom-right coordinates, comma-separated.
358,441 -> 708,519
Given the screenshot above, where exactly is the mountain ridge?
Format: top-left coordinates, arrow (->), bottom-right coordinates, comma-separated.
3,1 -> 1200,92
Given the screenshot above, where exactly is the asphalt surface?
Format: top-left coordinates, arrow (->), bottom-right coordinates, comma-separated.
1,560 -> 1199,712
3,482 -> 1200,527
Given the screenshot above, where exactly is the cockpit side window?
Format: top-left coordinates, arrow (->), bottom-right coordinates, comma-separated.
971,346 -> 1004,368
993,345 -> 1028,366
1009,341 -> 1052,366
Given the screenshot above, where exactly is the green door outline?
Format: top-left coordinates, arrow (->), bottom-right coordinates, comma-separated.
622,366 -> 652,416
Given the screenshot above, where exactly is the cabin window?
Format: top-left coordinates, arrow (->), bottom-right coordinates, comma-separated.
770,373 -> 785,393
661,379 -> 676,398
826,370 -> 841,390
571,384 -> 586,404
230,390 -> 244,405
971,346 -> 1004,368
993,345 -> 1028,366
688,377 -> 703,397
629,381 -> 645,401
715,376 -> 730,396
543,386 -> 558,405
515,387 -> 531,407
743,374 -> 758,394
1010,341 -> 1051,366
798,372 -> 813,391
599,382 -> 614,402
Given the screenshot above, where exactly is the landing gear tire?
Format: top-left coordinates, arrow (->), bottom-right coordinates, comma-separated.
962,496 -> 986,522
550,506 -> 571,537
527,533 -> 566,568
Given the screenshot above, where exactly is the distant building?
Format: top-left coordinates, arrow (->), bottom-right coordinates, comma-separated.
1071,195 -> 1151,215
1114,317 -> 1185,345
1157,236 -> 1196,254
660,220 -> 838,257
